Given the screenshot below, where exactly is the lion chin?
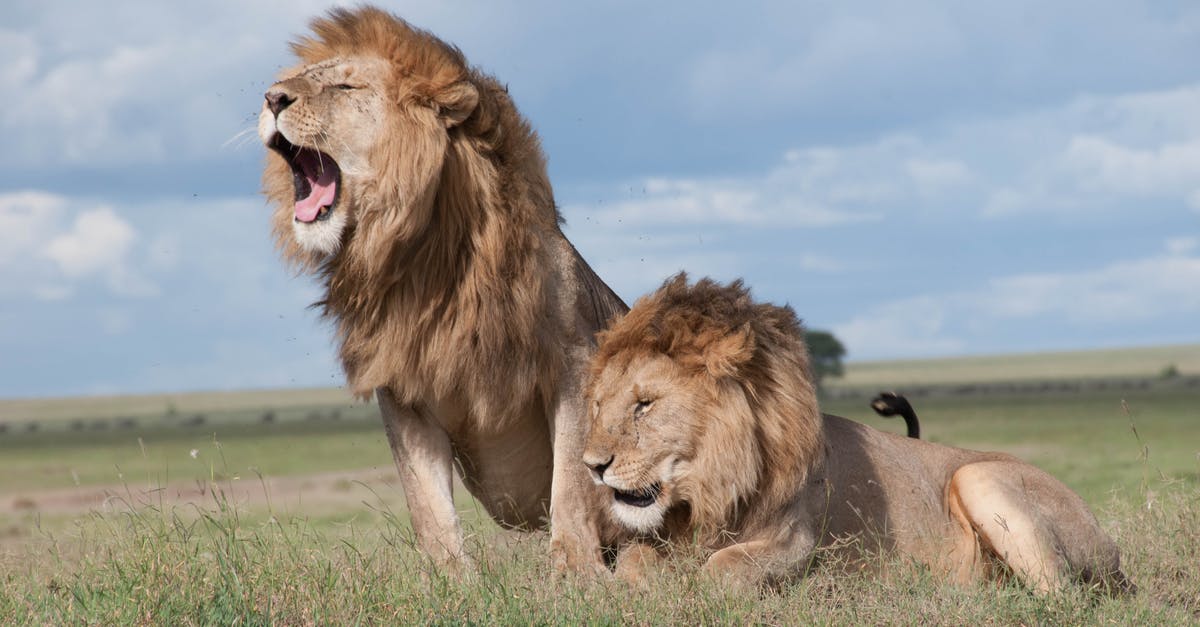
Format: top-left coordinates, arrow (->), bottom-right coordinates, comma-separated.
584,273 -> 1134,595
591,455 -> 675,533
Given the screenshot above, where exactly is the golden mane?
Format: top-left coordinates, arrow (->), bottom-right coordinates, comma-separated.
590,273 -> 825,534
263,7 -> 580,425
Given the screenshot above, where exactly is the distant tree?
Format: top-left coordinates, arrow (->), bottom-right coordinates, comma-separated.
805,329 -> 846,386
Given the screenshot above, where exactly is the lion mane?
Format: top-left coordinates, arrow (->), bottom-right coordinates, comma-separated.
261,7 -> 625,572
584,274 -> 1131,594
265,8 -> 586,417
588,273 -> 823,535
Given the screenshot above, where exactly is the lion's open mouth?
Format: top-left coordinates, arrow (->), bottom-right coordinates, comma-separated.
268,133 -> 341,224
613,483 -> 662,508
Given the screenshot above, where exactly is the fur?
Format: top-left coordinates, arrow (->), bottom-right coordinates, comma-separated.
262,7 -> 627,573
585,275 -> 1132,594
587,273 -> 823,537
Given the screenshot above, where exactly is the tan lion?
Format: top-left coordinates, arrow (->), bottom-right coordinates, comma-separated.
583,274 -> 1133,594
258,7 -> 627,574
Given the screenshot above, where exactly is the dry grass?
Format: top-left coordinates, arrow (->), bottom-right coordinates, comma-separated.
0,388 -> 365,424
829,343 -> 1200,389
2,352 -> 1198,623
0,478 -> 1195,624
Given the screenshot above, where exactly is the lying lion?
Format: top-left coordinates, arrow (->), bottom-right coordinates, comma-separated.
583,274 -> 1133,594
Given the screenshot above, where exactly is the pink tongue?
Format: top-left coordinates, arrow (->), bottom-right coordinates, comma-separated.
294,167 -> 337,223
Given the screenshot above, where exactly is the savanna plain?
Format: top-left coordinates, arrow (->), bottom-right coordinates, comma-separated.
1,345 -> 1197,624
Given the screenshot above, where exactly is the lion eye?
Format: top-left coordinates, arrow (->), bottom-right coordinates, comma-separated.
332,83 -> 359,90
633,400 -> 653,418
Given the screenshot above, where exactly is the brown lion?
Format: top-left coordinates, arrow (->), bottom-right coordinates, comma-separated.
258,6 -> 626,574
583,274 -> 1133,594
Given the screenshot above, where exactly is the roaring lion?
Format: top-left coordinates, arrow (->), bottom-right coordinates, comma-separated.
583,274 -> 1133,593
258,7 -> 626,574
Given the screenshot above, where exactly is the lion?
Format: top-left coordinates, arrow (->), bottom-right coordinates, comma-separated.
583,274 -> 1133,594
258,6 -> 627,574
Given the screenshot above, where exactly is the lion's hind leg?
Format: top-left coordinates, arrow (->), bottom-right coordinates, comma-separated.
949,460 -> 1127,595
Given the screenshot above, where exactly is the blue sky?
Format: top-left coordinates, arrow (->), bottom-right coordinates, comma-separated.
2,1 -> 1198,397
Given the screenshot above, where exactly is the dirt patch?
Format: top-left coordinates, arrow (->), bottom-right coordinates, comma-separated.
0,467 -> 407,519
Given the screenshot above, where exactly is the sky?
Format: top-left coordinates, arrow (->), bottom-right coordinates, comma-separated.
2,1 -> 1199,398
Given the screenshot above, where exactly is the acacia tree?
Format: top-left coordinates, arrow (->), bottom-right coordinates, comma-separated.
804,329 -> 846,386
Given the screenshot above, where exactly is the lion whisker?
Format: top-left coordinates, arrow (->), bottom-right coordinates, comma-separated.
221,126 -> 259,151
317,129 -> 362,174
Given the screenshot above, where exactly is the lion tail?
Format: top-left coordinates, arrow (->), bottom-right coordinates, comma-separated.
870,392 -> 920,439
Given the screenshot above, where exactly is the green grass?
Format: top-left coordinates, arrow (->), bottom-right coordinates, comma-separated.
0,419 -> 391,494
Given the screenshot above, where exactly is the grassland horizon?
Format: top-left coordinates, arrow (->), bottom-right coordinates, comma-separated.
4,342 -> 1197,420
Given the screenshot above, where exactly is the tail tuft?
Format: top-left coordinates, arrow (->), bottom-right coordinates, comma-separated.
870,392 -> 921,439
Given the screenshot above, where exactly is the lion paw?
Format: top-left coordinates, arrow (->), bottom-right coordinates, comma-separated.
550,538 -> 610,579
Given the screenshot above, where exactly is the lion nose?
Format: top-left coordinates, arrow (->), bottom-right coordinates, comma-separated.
265,89 -> 296,116
585,455 -> 614,482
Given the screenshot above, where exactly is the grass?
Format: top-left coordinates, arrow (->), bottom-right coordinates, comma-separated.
0,387 -> 364,423
0,478 -> 1196,624
2,345 -> 1199,622
0,419 -> 391,494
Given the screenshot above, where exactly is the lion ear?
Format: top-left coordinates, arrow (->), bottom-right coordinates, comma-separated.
704,324 -> 755,378
434,81 -> 479,128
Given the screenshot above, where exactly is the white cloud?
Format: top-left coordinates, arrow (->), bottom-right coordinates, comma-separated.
7,42 -> 171,164
975,85 -> 1200,217
1166,236 -> 1198,257
905,158 -> 972,193
583,178 -> 872,228
833,296 -> 965,358
0,29 -> 37,88
570,79 -> 1200,234
4,2 -> 1200,394
983,255 -> 1200,324
835,247 -> 1200,360
1062,135 -> 1200,196
0,190 -> 65,267
684,3 -> 1200,126
42,206 -> 155,297
0,191 -> 156,299
0,0 -> 560,170
44,208 -> 136,278
673,82 -> 1200,221
562,134 -> 990,231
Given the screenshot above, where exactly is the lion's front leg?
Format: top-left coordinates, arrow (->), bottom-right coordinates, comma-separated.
614,541 -> 663,586
546,351 -> 609,576
377,388 -> 473,575
703,527 -> 817,589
